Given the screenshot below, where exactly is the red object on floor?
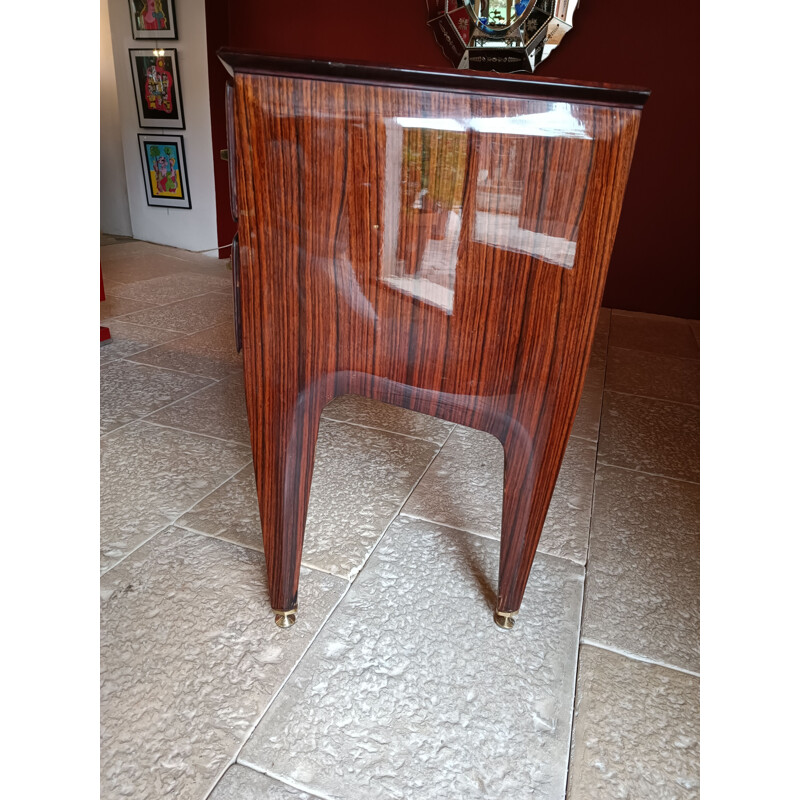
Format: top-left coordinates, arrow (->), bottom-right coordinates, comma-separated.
101,264 -> 111,343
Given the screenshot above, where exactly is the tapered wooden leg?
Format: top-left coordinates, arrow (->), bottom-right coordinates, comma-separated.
249,382 -> 326,628
494,420 -> 572,630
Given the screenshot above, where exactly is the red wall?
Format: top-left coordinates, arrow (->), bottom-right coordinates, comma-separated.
206,1 -> 698,319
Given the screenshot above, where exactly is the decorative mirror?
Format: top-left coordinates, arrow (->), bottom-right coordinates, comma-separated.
426,1 -> 580,73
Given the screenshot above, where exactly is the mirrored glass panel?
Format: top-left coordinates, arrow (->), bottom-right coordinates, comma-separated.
426,0 -> 580,73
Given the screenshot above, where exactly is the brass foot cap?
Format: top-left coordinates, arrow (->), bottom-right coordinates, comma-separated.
273,608 -> 298,628
494,610 -> 518,630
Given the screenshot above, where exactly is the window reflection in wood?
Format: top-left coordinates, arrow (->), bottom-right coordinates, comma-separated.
382,124 -> 467,313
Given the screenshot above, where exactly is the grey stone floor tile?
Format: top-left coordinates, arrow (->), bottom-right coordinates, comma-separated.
539,437 -> 597,564
606,347 -> 700,405
116,292 -> 232,333
589,337 -> 608,371
100,293 -> 156,321
101,526 -> 346,800
178,419 -> 439,580
588,308 -> 611,371
596,307 -> 611,339
240,516 -> 584,800
401,424 -> 503,537
107,272 -> 231,304
302,420 -> 439,579
209,765 -> 322,799
571,366 -> 605,442
401,426 -> 596,564
101,252 -> 197,284
609,311 -> 699,359
99,321 -> 183,365
598,391 -> 699,482
146,372 -> 250,444
583,465 -> 699,672
322,394 -> 453,444
176,463 -> 260,551
101,360 -> 213,435
100,422 -> 251,572
128,323 -> 243,380
567,645 -> 699,800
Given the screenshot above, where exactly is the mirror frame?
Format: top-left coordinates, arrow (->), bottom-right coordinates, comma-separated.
426,1 -> 580,74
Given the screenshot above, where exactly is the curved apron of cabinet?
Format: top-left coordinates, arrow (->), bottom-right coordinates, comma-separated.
219,49 -> 648,630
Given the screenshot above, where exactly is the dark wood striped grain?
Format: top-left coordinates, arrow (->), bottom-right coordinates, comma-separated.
224,55 -> 645,621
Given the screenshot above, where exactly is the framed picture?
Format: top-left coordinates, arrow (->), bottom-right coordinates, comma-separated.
138,134 -> 191,209
128,0 -> 177,40
129,48 -> 184,129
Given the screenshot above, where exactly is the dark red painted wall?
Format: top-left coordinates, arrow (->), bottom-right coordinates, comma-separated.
206,1 -> 698,319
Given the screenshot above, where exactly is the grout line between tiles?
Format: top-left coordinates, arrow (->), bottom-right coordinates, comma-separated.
602,386 -> 700,408
227,426 -> 454,784
319,413 -> 453,445
563,321 -> 609,800
100,416 -> 142,440
109,292 -> 233,332
140,419 -> 248,447
100,317 -> 189,346
100,458 -> 253,577
100,340 -> 186,367
171,525 -> 357,583
231,761 -> 336,800
569,433 -> 598,445
170,524 -> 261,552
115,371 -> 220,412
100,519 -> 175,578
397,510 -> 500,542
100,319 -> 188,337
223,577 -> 353,799
110,317 -> 234,350
106,281 -> 230,307
605,343 -> 700,363
171,520 -> 375,589
609,309 -> 696,325
335,423 -> 454,585
106,317 -> 189,333
396,510 -> 588,568
580,639 -> 700,678
594,460 -> 699,485
261,769 -> 337,800
100,374 -> 225,438
109,358 -> 220,383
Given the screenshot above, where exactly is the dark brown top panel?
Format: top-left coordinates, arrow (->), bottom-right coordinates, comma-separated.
218,48 -> 649,108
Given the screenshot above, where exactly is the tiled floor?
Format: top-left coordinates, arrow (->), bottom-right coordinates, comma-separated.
100,238 -> 700,800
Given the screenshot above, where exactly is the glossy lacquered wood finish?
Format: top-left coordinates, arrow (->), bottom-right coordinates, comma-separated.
225,55 -> 645,622
219,50 -> 649,108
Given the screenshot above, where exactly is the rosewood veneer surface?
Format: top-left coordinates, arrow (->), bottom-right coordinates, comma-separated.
220,50 -> 647,625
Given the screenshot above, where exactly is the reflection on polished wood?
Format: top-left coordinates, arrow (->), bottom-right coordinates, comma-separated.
221,51 -> 647,627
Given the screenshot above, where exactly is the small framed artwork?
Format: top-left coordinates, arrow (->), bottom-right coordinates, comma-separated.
138,134 -> 191,209
128,0 -> 177,40
129,48 -> 184,129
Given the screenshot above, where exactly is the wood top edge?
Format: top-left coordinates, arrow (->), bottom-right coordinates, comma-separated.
217,49 -> 650,108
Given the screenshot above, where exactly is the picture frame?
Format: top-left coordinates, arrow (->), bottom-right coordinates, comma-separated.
128,0 -> 178,40
137,134 -> 192,209
129,48 -> 185,129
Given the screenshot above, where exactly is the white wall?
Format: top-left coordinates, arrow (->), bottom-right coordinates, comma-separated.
100,0 -> 132,237
105,0 -> 218,253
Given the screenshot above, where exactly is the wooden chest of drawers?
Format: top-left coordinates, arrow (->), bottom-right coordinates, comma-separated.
220,49 -> 646,629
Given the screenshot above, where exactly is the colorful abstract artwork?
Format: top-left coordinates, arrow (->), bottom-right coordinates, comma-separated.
129,48 -> 184,129
137,134 -> 191,209
128,0 -> 177,40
